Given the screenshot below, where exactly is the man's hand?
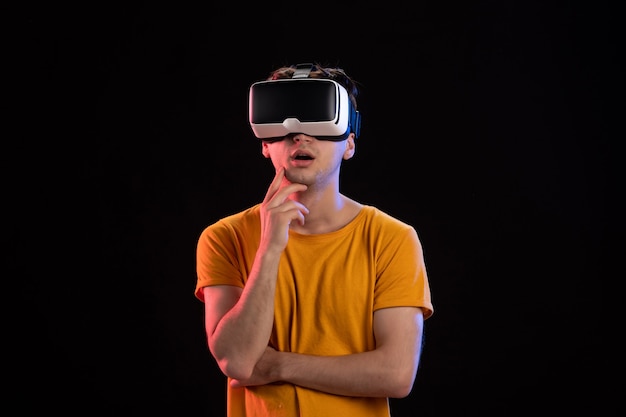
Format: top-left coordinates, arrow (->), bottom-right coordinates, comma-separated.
259,168 -> 309,254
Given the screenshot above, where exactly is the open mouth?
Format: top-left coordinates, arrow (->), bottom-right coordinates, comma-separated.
293,151 -> 314,160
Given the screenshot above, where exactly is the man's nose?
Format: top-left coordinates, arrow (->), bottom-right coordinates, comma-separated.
292,134 -> 311,143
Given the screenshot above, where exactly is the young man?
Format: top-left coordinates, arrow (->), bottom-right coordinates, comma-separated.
195,63 -> 434,416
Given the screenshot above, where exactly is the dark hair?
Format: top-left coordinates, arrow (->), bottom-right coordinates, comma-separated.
267,63 -> 360,110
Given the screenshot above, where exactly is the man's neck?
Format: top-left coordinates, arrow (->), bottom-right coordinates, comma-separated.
289,193 -> 362,235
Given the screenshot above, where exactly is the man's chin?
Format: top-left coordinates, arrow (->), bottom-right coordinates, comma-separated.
284,170 -> 310,186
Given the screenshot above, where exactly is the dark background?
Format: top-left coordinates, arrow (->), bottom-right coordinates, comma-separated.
11,1 -> 621,415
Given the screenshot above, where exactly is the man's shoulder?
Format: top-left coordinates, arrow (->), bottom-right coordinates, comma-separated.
204,204 -> 261,234
361,205 -> 413,229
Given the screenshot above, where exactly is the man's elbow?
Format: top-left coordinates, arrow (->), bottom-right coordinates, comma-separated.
210,343 -> 256,381
388,383 -> 414,399
215,356 -> 255,381
387,369 -> 417,398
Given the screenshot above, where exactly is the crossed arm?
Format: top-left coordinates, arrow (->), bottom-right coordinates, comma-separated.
203,283 -> 425,399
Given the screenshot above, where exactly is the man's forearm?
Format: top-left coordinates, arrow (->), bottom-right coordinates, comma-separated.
274,349 -> 419,398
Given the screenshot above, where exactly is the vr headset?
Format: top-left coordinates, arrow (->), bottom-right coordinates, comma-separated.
248,64 -> 361,141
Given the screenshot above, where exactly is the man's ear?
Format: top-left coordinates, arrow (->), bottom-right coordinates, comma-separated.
343,133 -> 356,160
261,141 -> 271,158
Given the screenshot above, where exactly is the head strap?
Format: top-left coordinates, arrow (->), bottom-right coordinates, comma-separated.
292,63 -> 314,79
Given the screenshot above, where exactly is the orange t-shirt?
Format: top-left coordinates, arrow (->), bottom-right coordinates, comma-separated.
195,205 -> 433,416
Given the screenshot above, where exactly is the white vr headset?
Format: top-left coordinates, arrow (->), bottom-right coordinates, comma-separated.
248,64 -> 361,141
